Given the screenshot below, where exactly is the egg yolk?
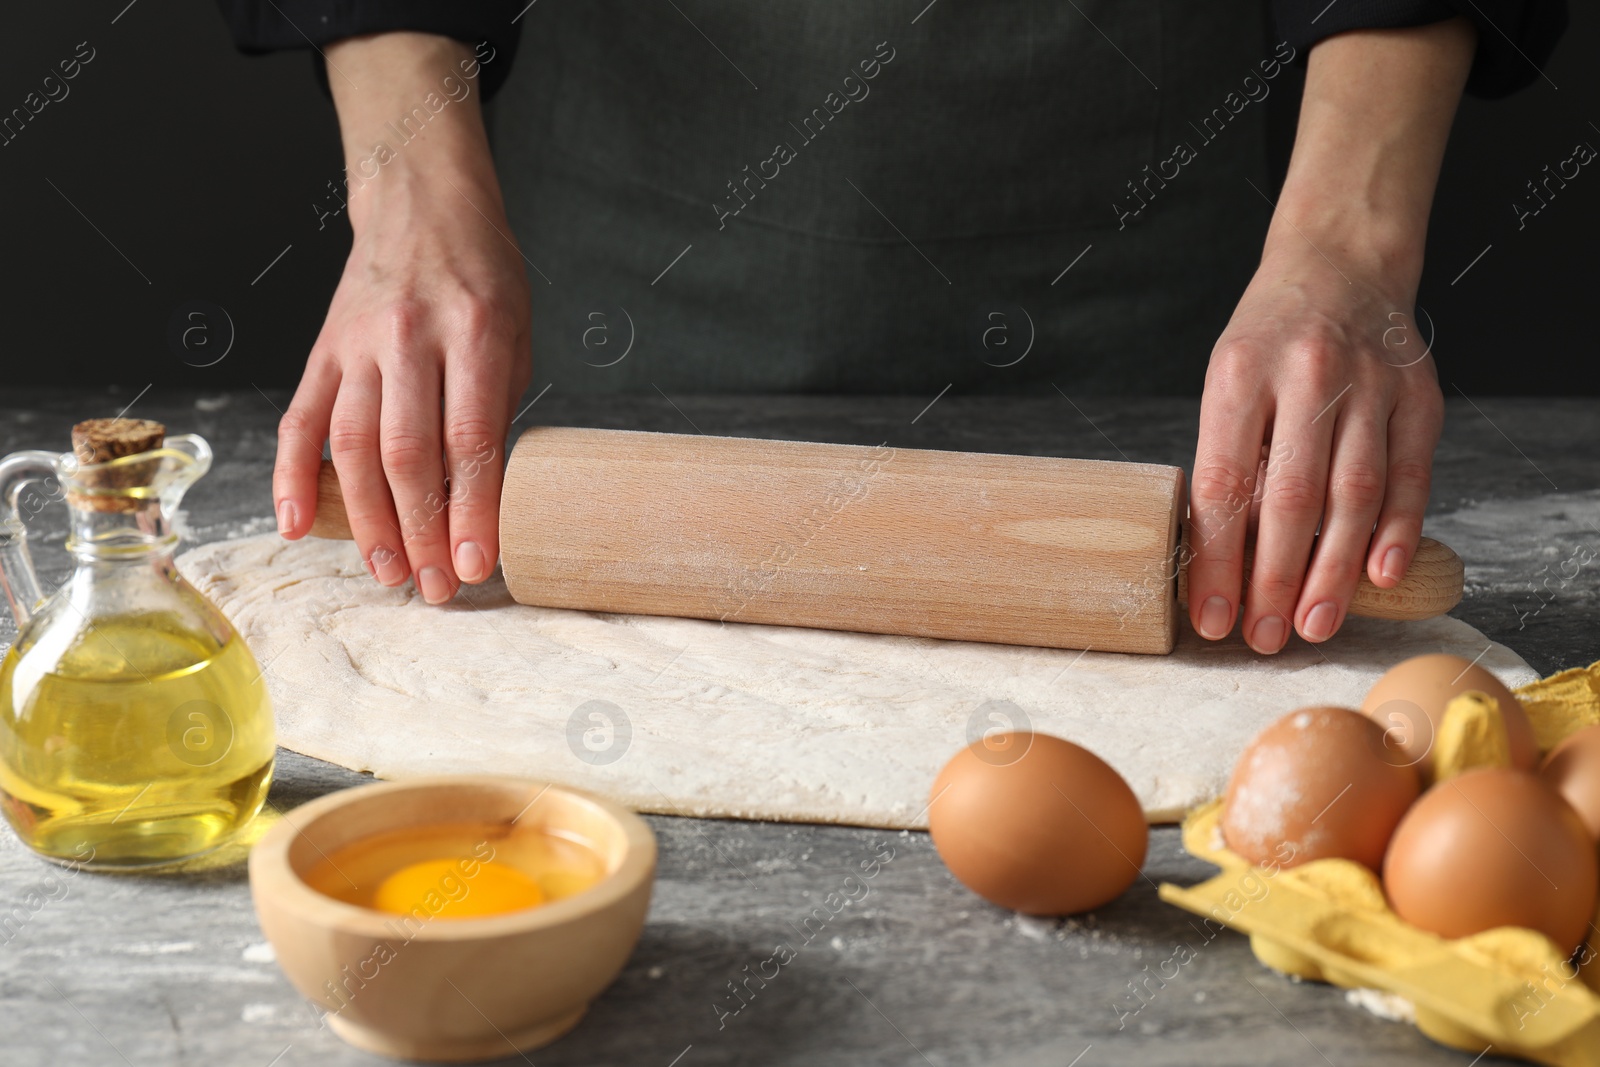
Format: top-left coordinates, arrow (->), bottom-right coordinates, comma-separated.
372,858 -> 545,919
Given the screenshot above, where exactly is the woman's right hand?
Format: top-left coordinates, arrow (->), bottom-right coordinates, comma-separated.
272,33 -> 532,605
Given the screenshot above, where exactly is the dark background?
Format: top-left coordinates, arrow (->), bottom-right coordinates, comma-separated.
2,0 -> 1594,394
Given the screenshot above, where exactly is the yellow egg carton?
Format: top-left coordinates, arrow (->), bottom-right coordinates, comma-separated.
1158,659 -> 1600,1066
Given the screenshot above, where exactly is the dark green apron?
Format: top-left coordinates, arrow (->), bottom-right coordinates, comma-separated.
491,0 -> 1274,394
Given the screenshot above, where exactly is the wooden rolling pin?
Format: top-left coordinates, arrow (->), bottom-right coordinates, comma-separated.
307,427 -> 1463,655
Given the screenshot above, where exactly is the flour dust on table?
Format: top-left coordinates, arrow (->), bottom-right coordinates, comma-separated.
178,535 -> 1537,828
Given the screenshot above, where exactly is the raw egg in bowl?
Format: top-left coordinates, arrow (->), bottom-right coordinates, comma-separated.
248,776 -> 656,1063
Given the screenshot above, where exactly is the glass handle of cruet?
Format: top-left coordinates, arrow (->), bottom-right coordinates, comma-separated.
0,450 -> 65,630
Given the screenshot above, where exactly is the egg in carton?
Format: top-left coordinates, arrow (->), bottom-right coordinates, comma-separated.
1159,660 -> 1600,1067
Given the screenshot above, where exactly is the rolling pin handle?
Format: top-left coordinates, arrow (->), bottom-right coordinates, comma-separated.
308,459 -> 354,540
1175,530 -> 1463,623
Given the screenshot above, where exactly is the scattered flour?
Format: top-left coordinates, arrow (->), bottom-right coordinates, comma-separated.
121,941 -> 195,955
1345,986 -> 1417,1024
242,942 -> 276,963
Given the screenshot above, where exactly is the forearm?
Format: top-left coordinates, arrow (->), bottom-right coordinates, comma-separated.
277,31 -> 532,595
325,32 -> 504,232
1269,18 -> 1477,285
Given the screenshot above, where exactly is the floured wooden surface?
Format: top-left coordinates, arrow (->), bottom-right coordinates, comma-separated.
178,535 -> 1539,828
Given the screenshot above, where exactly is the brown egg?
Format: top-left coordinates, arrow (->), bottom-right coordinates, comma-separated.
1541,725 -> 1600,840
1221,706 -> 1419,870
928,732 -> 1146,915
1361,653 -> 1537,777
1384,767 -> 1597,953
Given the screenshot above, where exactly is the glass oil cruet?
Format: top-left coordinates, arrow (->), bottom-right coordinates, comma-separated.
0,418 -> 275,868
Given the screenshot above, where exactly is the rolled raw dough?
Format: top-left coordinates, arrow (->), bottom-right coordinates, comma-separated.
178,535 -> 1538,828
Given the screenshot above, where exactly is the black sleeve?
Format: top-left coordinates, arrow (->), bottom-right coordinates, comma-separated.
213,1 -> 522,100
1271,0 -> 1567,98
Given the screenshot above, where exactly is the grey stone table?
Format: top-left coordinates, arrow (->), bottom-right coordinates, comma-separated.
1,389 -> 1596,1067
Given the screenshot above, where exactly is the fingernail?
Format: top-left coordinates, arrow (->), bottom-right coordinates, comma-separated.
1381,546 -> 1406,583
372,545 -> 408,586
1251,615 -> 1287,654
1198,596 -> 1232,639
417,566 -> 454,605
276,500 -> 296,536
454,540 -> 487,583
1302,601 -> 1339,642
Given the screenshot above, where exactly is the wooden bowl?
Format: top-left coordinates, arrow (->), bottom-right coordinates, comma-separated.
248,776 -> 656,1063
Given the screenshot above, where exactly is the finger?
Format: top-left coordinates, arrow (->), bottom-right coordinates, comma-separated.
443,359 -> 509,585
274,355 -> 338,540
1367,391 -> 1443,588
1186,365 -> 1270,641
1241,391 -> 1338,654
328,363 -> 409,586
1293,405 -> 1388,642
381,358 -> 457,603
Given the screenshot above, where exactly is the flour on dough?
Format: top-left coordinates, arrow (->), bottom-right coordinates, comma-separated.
178,535 -> 1538,828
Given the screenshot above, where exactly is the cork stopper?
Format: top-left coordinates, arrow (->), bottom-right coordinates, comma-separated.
72,418 -> 164,464
68,418 -> 166,511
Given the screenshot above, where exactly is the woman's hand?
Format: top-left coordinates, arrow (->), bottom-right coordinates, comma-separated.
1188,245 -> 1443,652
1187,18 -> 1475,652
272,33 -> 532,604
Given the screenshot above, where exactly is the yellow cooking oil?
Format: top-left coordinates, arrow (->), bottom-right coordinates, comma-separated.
303,821 -> 608,921
0,611 -> 275,868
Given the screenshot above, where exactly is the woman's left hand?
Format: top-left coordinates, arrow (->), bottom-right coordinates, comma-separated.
1185,240 -> 1443,654
1184,17 -> 1475,654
